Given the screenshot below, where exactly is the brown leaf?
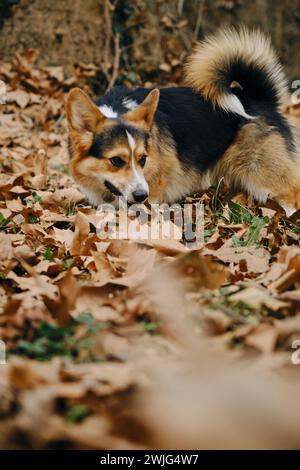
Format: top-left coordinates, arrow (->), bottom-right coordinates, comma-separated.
204,245 -> 270,274
245,324 -> 278,353
173,251 -> 227,289
230,286 -> 288,311
0,233 -> 14,260
202,309 -> 233,335
31,149 -> 48,190
70,211 -> 90,256
6,90 -> 30,108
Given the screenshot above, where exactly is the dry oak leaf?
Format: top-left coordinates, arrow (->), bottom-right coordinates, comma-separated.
229,286 -> 288,311
279,290 -> 300,303
261,246 -> 300,287
202,309 -> 233,335
43,66 -> 64,82
43,269 -> 80,326
0,233 -> 14,260
203,245 -> 270,274
5,198 -> 23,212
6,271 -> 58,299
6,90 -> 30,108
275,315 -> 300,341
269,255 -> 300,292
173,251 -> 227,290
52,227 -> 74,250
108,245 -> 157,288
31,149 -> 48,190
9,359 -> 49,391
61,362 -> 134,397
70,211 -> 91,256
36,188 -> 85,207
245,323 -> 279,354
136,238 -> 187,256
91,250 -> 118,284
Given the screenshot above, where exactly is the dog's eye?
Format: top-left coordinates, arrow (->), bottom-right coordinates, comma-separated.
139,155 -> 147,167
110,157 -> 125,168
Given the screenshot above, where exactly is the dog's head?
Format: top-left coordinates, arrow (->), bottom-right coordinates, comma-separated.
66,87 -> 159,206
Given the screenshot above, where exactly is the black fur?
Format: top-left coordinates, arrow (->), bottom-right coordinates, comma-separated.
226,59 -> 295,151
90,120 -> 149,158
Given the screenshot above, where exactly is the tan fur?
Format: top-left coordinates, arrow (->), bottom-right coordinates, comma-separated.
66,88 -> 106,154
212,119 -> 300,211
184,27 -> 287,110
145,125 -> 199,203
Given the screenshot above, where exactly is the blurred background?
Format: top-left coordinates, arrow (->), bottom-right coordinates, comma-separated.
0,0 -> 299,95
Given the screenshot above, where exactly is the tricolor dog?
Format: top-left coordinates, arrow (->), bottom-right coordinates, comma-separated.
66,27 -> 300,214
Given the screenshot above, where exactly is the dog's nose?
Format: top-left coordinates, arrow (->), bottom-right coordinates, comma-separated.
132,190 -> 148,202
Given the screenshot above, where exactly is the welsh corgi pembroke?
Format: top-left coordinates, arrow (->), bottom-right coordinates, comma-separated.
66,27 -> 300,214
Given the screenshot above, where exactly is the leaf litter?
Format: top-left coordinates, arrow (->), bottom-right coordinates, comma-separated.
0,50 -> 300,449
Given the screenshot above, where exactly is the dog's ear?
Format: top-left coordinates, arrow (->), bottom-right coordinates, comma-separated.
66,88 -> 105,152
123,89 -> 159,131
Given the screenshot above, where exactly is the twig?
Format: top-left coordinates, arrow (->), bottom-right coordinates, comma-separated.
121,35 -> 152,53
102,0 -> 113,82
177,0 -> 185,15
193,0 -> 206,41
107,33 -> 121,90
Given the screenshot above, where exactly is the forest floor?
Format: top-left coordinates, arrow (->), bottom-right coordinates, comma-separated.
0,50 -> 300,449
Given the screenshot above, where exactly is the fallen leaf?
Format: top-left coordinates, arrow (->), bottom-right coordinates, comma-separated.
245,324 -> 278,353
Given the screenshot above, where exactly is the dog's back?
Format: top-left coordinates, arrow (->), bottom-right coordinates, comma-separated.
97,85 -> 242,170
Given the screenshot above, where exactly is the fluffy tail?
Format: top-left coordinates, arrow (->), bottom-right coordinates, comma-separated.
184,27 -> 287,119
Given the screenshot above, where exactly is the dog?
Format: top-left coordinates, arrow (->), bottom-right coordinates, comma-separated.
66,27 -> 300,214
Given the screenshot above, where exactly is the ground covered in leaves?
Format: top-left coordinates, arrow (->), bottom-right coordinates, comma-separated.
0,51 -> 300,449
